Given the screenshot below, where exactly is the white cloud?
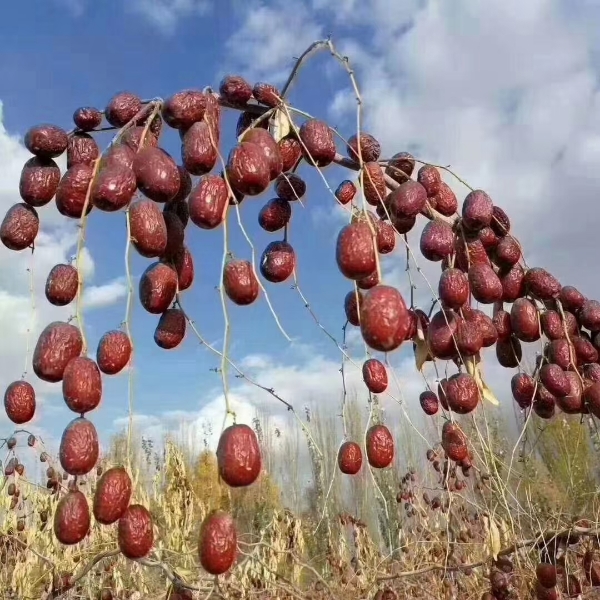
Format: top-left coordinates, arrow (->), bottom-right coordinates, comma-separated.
82,276 -> 128,310
127,0 -> 212,35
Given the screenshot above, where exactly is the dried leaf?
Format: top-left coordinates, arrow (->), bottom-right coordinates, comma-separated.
465,355 -> 499,406
269,108 -> 291,143
414,338 -> 430,372
488,515 -> 502,560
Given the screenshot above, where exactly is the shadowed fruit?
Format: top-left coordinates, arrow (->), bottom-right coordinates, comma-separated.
162,90 -> 206,129
73,107 -> 103,131
138,262 -> 178,314
496,336 -> 522,368
441,422 -> 468,462
56,164 -> 95,219
427,310 -> 459,360
560,285 -> 586,312
252,82 -> 281,107
133,147 -> 181,203
338,441 -> 363,474
366,424 -> 394,468
92,163 -> 137,212
217,424 -> 261,487
347,133 -> 381,163
335,180 -> 357,205
188,175 -> 229,229
198,510 -> 237,575
336,220 -> 377,280
344,290 -> 362,326
181,121 -> 217,176
226,142 -> 271,196
419,391 -> 439,415
275,173 -> 306,201
511,373 -> 535,409
420,221 -> 454,262
579,299 -> 600,332
258,198 -> 291,232
154,308 -> 186,349
104,92 -> 142,128
24,124 -> 68,158
67,132 -> 99,168
260,241 -> 295,283
386,152 -> 415,184
299,119 -> 336,167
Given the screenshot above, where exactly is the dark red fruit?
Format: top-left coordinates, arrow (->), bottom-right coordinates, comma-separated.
362,359 -> 388,394
258,198 -> 291,232
24,124 -> 68,158
1,203 -> 39,250
33,322 -> 83,383
4,381 -> 35,424
299,119 -> 336,167
439,268 -> 469,309
161,211 -> 185,260
96,330 -> 132,375
344,290 -> 362,326
59,417 -> 99,476
511,372 -> 535,408
170,245 -> 195,292
441,421 -> 468,462
188,174 -> 229,230
92,163 -> 137,212
427,310 -> 459,360
492,310 -> 512,341
495,336 -> 522,368
118,504 -> 154,559
510,298 -> 540,342
62,357 -> 102,414
225,142 -> 270,196
539,363 -> 569,397
93,466 -> 132,525
469,263 -> 503,304
464,308 -> 498,347
386,152 -> 414,184
388,180 -> 427,218
525,268 -> 561,301
490,206 -> 510,236
366,424 -> 394,468
162,90 -> 206,129
104,92 -> 142,128
420,391 -> 439,415
336,220 -> 377,280
223,259 -> 260,306
420,221 -> 454,262
45,264 -> 78,306
260,241 -> 295,283
198,510 -> 237,575
56,164 -> 95,219
557,371 -> 583,413
376,220 -> 395,254
360,285 -> 410,352
275,173 -> 306,202
219,75 -> 252,105
337,441 -> 362,475
241,128 -> 283,181
462,190 -> 493,231
362,162 -> 387,206
417,165 -> 441,196
579,299 -> 600,332
217,424 -> 261,487
335,180 -> 357,205
154,308 -> 186,349
278,135 -> 302,172
73,107 -> 103,131
133,147 -> 180,203
54,490 -> 90,545
430,183 -> 458,216
455,318 -> 484,357
67,132 -> 100,168
181,121 -> 217,176
138,262 -> 177,314
347,133 -> 381,163
444,373 -> 479,414
494,236 -> 521,268
19,157 -> 60,207
500,263 -> 526,302
252,82 -> 281,107
560,286 -> 586,312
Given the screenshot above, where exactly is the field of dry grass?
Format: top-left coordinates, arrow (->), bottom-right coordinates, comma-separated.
3,392 -> 600,600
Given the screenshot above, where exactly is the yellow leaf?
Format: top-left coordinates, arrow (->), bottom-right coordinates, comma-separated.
413,338 -> 430,372
488,515 -> 502,560
269,108 -> 291,142
465,355 -> 499,406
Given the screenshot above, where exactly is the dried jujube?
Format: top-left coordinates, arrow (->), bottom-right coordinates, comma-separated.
198,510 -> 237,575
1,203 -> 39,251
54,490 -> 90,545
45,264 -> 79,306
216,424 -> 261,487
223,259 -> 260,306
154,308 -> 186,349
93,466 -> 132,525
62,357 -> 102,414
33,321 -> 83,383
96,330 -> 132,375
19,157 -> 60,207
260,241 -> 295,283
366,424 -> 394,468
338,441 -> 363,475
59,417 -> 99,476
4,381 -> 36,424
362,358 -> 388,394
118,504 -> 154,559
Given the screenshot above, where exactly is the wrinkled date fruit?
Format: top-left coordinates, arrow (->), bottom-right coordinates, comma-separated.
54,490 -> 90,545
1,203 -> 39,250
93,466 -> 132,525
19,157 -> 60,207
56,164 -> 95,219
118,504 -> 154,559
445,373 -> 479,414
198,510 -> 237,575
386,152 -> 415,184
59,417 -> 99,476
275,173 -> 306,202
419,391 -> 439,415
260,241 -> 295,283
62,357 -> 102,414
336,220 -> 377,280
362,358 -> 388,394
129,199 -> 167,258
96,330 -> 132,375
133,147 -> 181,203
362,162 -> 387,206
360,285 -> 410,352
441,422 -> 468,462
220,75 -> 252,105
344,290 -> 362,326
67,132 -> 100,168
525,267 -> 561,301
337,441 -> 363,475
33,321 -> 83,383
154,308 -> 186,350
299,119 -> 336,167
439,268 -> 469,309
73,106 -> 103,131
162,90 -> 206,129
92,163 -> 137,212
4,380 -> 36,424
169,245 -> 195,291
366,424 -> 394,468
138,262 -> 178,314
223,259 -> 260,306
24,124 -> 68,158
258,197 -> 291,232
388,180 -> 427,218
216,424 -> 261,487
347,133 -> 381,163
510,298 -> 540,342
181,121 -> 217,176
278,135 -> 302,172
420,221 -> 454,262
427,310 -> 459,360
104,92 -> 142,128
45,263 -> 79,306
241,128 -> 283,180
253,82 -> 281,107
335,180 -> 357,205
511,372 -> 535,409
468,263 -> 503,304
226,142 -> 271,196
188,175 -> 229,229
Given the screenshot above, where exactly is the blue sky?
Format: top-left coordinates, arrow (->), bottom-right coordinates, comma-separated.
3,0 -> 600,473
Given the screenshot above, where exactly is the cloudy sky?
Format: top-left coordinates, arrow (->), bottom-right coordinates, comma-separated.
1,0 -> 600,471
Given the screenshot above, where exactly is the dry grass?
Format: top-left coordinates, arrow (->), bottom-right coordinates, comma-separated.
2,394 -> 600,600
